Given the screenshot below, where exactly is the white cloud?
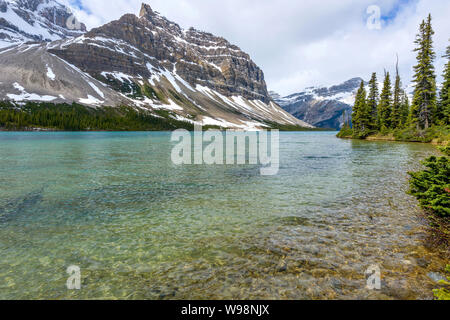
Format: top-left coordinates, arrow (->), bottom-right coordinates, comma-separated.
69,0 -> 450,96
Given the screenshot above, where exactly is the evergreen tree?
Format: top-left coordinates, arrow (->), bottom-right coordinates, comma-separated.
411,14 -> 437,129
400,91 -> 410,127
367,72 -> 379,130
342,109 -> 350,128
351,95 -> 360,131
438,42 -> 450,125
352,80 -> 368,133
391,59 -> 403,129
378,71 -> 393,130
352,81 -> 361,130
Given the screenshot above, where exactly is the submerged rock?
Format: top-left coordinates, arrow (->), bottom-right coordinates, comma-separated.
427,272 -> 447,283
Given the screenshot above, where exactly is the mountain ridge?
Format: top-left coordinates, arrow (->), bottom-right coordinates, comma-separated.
272,77 -> 364,129
0,2 -> 312,130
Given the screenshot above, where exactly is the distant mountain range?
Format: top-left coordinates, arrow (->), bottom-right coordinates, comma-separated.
271,78 -> 364,130
0,1 -> 311,130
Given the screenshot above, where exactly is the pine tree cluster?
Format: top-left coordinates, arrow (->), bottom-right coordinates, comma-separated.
0,101 -> 195,131
349,14 -> 449,139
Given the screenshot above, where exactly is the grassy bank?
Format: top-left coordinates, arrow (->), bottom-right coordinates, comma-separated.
337,125 -> 450,145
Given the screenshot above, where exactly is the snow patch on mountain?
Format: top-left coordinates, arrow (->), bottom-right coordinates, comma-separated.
7,81 -> 57,101
272,78 -> 364,129
79,95 -> 103,105
46,64 -> 55,80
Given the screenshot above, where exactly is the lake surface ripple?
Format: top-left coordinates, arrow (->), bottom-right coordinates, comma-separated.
0,132 -> 447,299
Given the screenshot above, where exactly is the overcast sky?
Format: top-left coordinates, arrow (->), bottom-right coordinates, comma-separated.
68,0 -> 450,96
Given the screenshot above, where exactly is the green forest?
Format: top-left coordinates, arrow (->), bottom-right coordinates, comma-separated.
0,101 -> 196,131
338,14 -> 449,143
0,101 -> 318,132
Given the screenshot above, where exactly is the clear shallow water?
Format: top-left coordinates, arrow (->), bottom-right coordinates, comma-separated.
0,131 -> 447,300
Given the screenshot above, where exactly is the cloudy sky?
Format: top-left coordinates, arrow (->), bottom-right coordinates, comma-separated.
68,0 -> 450,96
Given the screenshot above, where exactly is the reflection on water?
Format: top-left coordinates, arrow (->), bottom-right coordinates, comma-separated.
0,132 -> 447,299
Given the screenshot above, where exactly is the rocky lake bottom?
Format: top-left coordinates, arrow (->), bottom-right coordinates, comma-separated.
0,131 -> 447,299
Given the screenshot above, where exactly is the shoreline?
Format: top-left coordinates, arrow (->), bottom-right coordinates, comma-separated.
339,132 -> 449,242
340,130 -> 450,299
338,135 -> 449,146
0,127 -> 334,133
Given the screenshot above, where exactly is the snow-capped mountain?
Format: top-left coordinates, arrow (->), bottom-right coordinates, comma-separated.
271,78 -> 364,129
0,3 -> 311,130
0,0 -> 86,48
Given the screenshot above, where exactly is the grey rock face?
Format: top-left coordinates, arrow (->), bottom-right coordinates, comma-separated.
50,3 -> 269,103
0,44 -> 128,106
272,78 -> 364,129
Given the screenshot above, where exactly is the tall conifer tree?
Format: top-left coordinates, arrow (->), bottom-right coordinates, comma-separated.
378,71 -> 393,130
411,14 -> 437,129
438,42 -> 450,124
391,58 -> 403,129
400,91 -> 410,127
367,73 -> 379,130
351,85 -> 361,131
352,80 -> 368,134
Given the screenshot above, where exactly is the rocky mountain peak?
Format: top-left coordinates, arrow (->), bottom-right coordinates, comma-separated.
272,77 -> 365,129
139,3 -> 154,18
314,77 -> 364,98
0,2 -> 311,129
64,4 -> 269,102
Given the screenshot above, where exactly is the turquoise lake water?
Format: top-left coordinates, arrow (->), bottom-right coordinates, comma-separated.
0,131 -> 447,299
